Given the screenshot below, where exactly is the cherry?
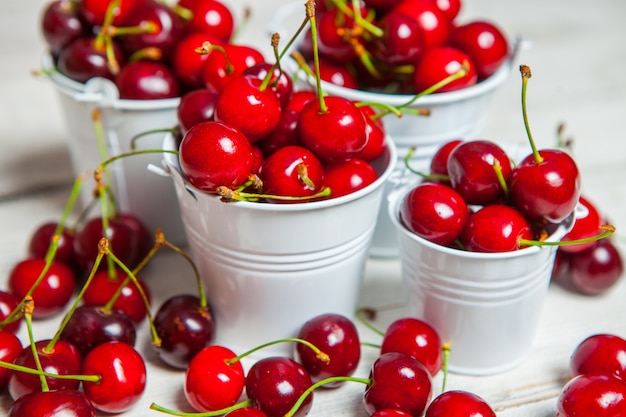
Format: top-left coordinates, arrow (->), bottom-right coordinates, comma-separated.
363,352 -> 433,417
0,330 -> 22,389
315,58 -> 360,89
363,0 -> 404,15
429,139 -> 463,182
81,341 -> 147,413
245,356 -> 314,417
214,74 -> 282,143
399,182 -> 469,247
117,0 -> 185,58
181,0 -> 235,43
225,407 -> 270,417
153,294 -> 215,369
178,120 -> 255,192
446,139 -> 512,206
7,258 -> 76,320
294,313 -> 361,387
0,290 -> 22,333
115,212 -> 153,262
258,145 -> 326,202
59,304 -> 137,358
423,0 -> 461,21
314,3 -> 370,64
28,221 -> 78,272
370,409 -> 414,417
82,268 -> 151,323
202,43 -> 266,94
556,374 -> 626,416
8,339 -> 82,401
171,31 -> 223,90
569,333 -> 626,380
380,317 -> 443,377
176,88 -> 219,134
425,390 -> 496,417
40,0 -> 88,58
322,158 -> 379,198
508,66 -> 581,223
460,204 -> 534,253
81,0 -> 141,27
391,0 -> 452,49
114,60 -> 181,100
299,95 -> 368,163
559,196 -> 602,253
183,345 -> 245,412
568,238 -> 624,295
356,105 -> 387,162
372,11 -> 425,66
57,36 -> 126,83
448,20 -> 509,80
243,62 -> 294,109
413,46 -> 477,94
8,389 -> 96,417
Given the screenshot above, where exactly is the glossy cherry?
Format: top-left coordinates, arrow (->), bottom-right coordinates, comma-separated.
28,221 -> 78,271
81,0 -> 141,26
179,120 -> 255,192
8,258 -> 76,320
556,374 -> 626,416
363,351 -> 433,417
9,389 -> 96,417
370,409 -> 414,417
559,196 -> 602,253
446,139 -> 512,206
569,333 -> 626,380
246,356 -> 314,417
314,3 -> 369,64
171,31 -> 223,90
243,62 -> 294,109
429,139 -> 463,181
114,60 -> 181,100
413,46 -> 477,93
40,0 -> 88,57
322,158 -> 378,198
0,290 -> 22,333
372,11 -> 425,66
153,294 -> 215,369
399,182 -> 469,247
356,105 -> 386,162
423,0 -> 461,21
81,341 -> 147,413
202,43 -> 266,93
225,408 -> 269,417
176,88 -> 219,134
181,0 -> 235,43
391,0 -> 452,49
57,36 -> 126,83
460,204 -> 534,253
448,20 -> 509,80
184,345 -> 245,412
380,317 -> 443,377
425,390 -> 496,417
569,238 -> 624,295
294,313 -> 361,387
59,304 -> 137,358
0,330 -> 22,389
315,57 -> 359,89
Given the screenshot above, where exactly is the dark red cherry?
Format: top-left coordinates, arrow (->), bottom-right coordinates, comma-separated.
295,313 -> 361,387
413,46 -> 477,94
322,158 -> 378,198
59,304 -> 137,358
363,0 -> 404,14
81,0 -> 141,26
569,238 -> 624,295
425,390 -> 496,417
114,60 -> 181,100
315,4 -> 369,64
9,389 -> 96,417
557,374 -> 626,417
373,11 -> 425,66
153,294 -> 215,369
177,88 -> 219,134
381,317 -> 443,377
179,120 -> 255,192
399,182 -> 469,247
28,221 -> 78,271
81,341 -> 147,413
460,204 -> 534,253
40,0 -> 88,57
8,258 -> 76,319
57,36 -> 126,83
181,0 -> 235,43
0,290 -> 22,334
0,330 -> 22,389
315,58 -> 359,89
245,356 -> 314,417
570,333 -> 626,380
363,352 -> 433,417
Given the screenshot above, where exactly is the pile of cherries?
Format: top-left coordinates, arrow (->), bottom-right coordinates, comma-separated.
295,0 -> 510,94
40,0 -> 249,99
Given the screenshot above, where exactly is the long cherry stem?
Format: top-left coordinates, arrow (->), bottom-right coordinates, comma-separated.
519,65 -> 543,163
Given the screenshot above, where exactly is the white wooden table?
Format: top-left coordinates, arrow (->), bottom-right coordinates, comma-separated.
1,1 -> 625,416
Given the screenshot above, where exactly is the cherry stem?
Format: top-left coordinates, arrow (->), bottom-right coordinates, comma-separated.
216,185 -> 332,202
404,147 -> 449,182
284,375 -> 372,417
231,6 -> 252,44
130,127 -> 180,151
519,224 -> 616,248
305,0 -> 328,114
226,337 -> 330,366
150,398 -> 253,417
330,0 -> 383,37
355,307 -> 385,337
195,42 -> 233,75
492,159 -> 510,201
355,101 -> 404,119
102,21 -> 158,37
519,65 -> 543,163
441,343 -> 450,393
0,360 -> 101,383
22,297 -> 49,392
398,62 -> 470,109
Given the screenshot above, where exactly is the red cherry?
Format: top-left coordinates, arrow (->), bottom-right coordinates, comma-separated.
363,352 -> 433,417
356,105 -> 387,162
8,258 -> 76,319
171,31 -> 223,90
557,374 -> 626,416
28,221 -> 78,272
322,158 -> 378,198
9,390 -> 96,417
299,95 -> 368,163
391,0 -> 452,49
560,196 -> 603,253
0,330 -> 22,389
243,62 -> 294,109
423,0 -> 461,21
181,0 -> 235,43
40,0 -> 88,57
114,60 -> 181,100
214,74 -> 282,143
315,4 -> 369,64
448,20 -> 509,80
179,120 -> 255,192
57,36 -> 126,83
413,46 -> 477,94
446,140 -> 512,206
202,44 -> 265,93
569,238 -> 624,295
82,268 -> 151,323
0,290 -> 22,334
570,333 -> 626,380
370,409 -> 414,417
372,11 -> 425,66
81,341 -> 147,413
295,313 -> 361,387
399,182 -> 469,247
177,88 -> 219,134
380,317 -> 443,377
245,356 -> 314,417
315,58 -> 359,89
429,139 -> 463,181
509,149 -> 581,223
460,205 -> 534,253
184,345 -> 245,412
81,0 -> 140,26
425,390 -> 496,417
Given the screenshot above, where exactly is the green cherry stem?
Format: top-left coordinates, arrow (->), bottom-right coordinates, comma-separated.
355,307 -> 385,337
397,62 -> 470,110
216,186 -> 332,202
306,0 -> 328,114
226,337 -> 330,366
150,399 -> 253,417
403,147 -> 449,182
23,297 -> 48,392
519,225 -> 616,248
441,343 -> 450,393
0,360 -> 101,384
519,65 -> 543,163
